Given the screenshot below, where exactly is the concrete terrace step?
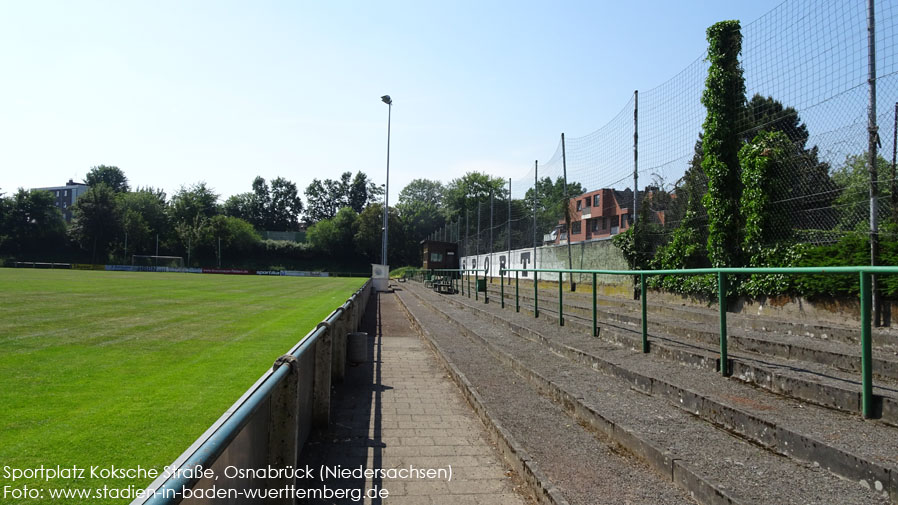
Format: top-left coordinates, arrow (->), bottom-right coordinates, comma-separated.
477,283 -> 898,423
489,284 -> 898,383
401,283 -> 890,504
480,279 -> 898,352
393,288 -> 695,505
433,284 -> 898,500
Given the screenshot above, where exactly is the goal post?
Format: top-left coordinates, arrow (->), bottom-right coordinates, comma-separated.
131,255 -> 185,269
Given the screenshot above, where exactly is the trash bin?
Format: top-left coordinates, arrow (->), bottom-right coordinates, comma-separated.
348,332 -> 368,364
477,279 -> 487,292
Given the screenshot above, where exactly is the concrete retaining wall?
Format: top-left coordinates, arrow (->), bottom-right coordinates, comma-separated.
461,239 -> 629,289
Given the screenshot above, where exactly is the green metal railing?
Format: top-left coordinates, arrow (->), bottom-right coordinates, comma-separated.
413,265 -> 897,420
501,265 -> 898,419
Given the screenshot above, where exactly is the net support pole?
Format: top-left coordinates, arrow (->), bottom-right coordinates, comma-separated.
533,160 -> 538,276
562,133 -> 574,292
490,189 -> 494,284
868,0 -> 881,326
633,90 -> 639,227
466,209 -> 469,266
534,271 -> 539,318
891,102 -> 897,223
507,177 -> 512,287
477,202 -> 481,259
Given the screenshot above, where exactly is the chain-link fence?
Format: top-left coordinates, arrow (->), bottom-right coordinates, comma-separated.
426,0 -> 898,273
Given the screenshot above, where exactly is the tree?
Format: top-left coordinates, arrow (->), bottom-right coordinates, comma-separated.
832,153 -> 892,232
169,182 -> 219,225
349,172 -> 383,213
355,203 -> 404,264
118,189 -> 169,258
701,20 -> 746,268
306,206 -> 358,256
202,216 -> 260,261
169,182 -> 219,257
223,192 -> 254,223
85,165 -> 130,193
70,184 -> 122,262
398,179 -> 444,208
396,179 -> 447,246
269,177 -> 303,230
304,171 -> 380,224
1,189 -> 67,256
523,176 -> 586,237
250,176 -> 272,227
304,179 -> 333,223
742,94 -> 837,231
444,172 -> 509,219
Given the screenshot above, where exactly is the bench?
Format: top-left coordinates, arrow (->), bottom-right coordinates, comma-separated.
432,275 -> 456,294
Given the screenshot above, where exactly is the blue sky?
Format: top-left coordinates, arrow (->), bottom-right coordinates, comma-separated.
0,1 -> 787,204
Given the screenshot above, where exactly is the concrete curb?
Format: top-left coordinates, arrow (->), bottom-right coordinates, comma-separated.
437,288 -> 897,503
405,287 -> 742,505
394,290 -> 570,505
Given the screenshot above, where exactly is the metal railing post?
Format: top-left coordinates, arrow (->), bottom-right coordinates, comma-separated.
558,272 -> 564,326
534,271 -> 539,318
485,270 -> 489,304
592,272 -> 598,337
641,273 -> 648,353
475,270 -> 479,301
861,271 -> 874,418
718,272 -> 729,376
515,271 -> 520,312
500,269 -> 505,308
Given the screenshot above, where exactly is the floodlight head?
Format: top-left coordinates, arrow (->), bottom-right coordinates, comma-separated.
381,95 -> 392,105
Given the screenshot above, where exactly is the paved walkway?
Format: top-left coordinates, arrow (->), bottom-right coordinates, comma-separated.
304,289 -> 528,505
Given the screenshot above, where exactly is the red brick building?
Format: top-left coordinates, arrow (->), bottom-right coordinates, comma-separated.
546,187 -> 666,245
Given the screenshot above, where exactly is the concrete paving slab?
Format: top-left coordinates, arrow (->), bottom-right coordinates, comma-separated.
303,290 -> 530,505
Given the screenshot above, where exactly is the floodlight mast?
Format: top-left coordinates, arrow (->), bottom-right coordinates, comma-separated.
381,95 -> 392,266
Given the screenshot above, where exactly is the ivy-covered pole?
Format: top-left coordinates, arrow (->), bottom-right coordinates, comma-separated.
703,20 -> 745,370
701,20 -> 746,269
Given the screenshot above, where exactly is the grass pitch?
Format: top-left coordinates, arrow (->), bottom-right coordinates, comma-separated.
0,269 -> 364,503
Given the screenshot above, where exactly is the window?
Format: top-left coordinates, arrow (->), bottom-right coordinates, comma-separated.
594,194 -> 600,207
430,252 -> 443,262
55,191 -> 60,197
590,219 -> 599,232
611,215 -> 620,227
571,221 -> 581,234
64,190 -> 68,196
602,217 -> 608,229
576,200 -> 582,211
584,197 -> 591,208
